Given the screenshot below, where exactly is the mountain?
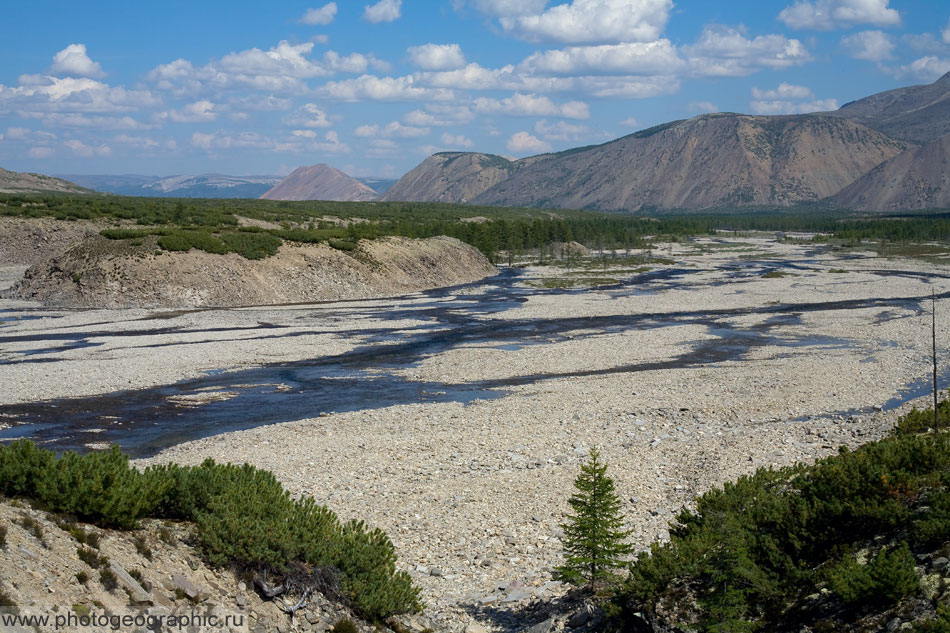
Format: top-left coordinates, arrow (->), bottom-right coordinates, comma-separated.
62,173 -> 281,198
385,115 -> 909,211
357,177 -> 399,195
831,134 -> 950,211
380,152 -> 520,204
0,167 -> 91,194
826,71 -> 950,144
261,164 -> 378,201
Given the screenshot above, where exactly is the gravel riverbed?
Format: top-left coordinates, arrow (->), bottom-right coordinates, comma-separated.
2,236 -> 948,631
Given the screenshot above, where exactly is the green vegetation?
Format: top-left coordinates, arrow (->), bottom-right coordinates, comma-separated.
98,567 -> 118,591
133,534 -> 153,560
0,522 -> 6,549
556,448 -> 633,589
331,618 -> 359,633
761,270 -> 790,278
614,405 -> 950,632
0,440 -> 418,619
16,513 -> 45,546
75,570 -> 89,585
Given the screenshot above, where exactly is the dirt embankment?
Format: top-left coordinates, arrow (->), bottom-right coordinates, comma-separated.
2,219 -> 496,308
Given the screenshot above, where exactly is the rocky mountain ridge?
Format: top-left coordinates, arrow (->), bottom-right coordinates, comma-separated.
261,164 -> 378,202
0,167 -> 90,195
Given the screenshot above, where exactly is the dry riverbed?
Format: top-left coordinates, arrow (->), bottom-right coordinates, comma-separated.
1,235 -> 948,631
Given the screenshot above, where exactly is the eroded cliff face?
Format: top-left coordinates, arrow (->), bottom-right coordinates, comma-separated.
832,135 -> 950,212
6,233 -> 495,309
470,114 -> 909,211
380,152 -> 517,204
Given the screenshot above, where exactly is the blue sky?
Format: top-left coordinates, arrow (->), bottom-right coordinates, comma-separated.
1,0 -> 948,179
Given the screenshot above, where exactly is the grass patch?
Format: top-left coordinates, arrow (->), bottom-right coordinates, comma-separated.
17,514 -> 46,547
761,270 -> 791,278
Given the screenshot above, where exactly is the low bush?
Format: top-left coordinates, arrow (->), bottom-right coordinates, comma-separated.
220,231 -> 282,259
157,230 -> 227,255
17,514 -> 45,546
75,570 -> 89,585
0,523 -> 6,548
826,543 -> 919,606
98,568 -> 118,591
329,238 -> 358,251
77,547 -> 108,569
100,228 -> 164,240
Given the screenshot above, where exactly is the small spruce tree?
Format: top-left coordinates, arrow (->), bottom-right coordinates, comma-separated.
556,447 -> 633,589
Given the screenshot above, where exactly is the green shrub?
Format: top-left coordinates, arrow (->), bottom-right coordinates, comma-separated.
77,547 -> 108,569
99,568 -> 118,591
133,534 -> 153,560
0,587 -> 15,608
220,231 -> 282,259
75,570 -> 89,585
0,439 -> 55,498
17,514 -> 45,546
916,605 -> 950,632
0,523 -> 6,548
100,228 -> 164,240
157,230 -> 227,255
332,618 -> 359,633
329,238 -> 358,251
893,394 -> 950,436
827,543 -> 919,606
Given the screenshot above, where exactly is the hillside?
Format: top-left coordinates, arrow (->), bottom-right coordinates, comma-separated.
62,173 -> 281,198
827,71 -> 950,144
261,164 -> 377,201
0,167 -> 90,194
386,115 -> 908,211
832,134 -> 950,211
5,232 -> 495,308
380,152 -> 518,204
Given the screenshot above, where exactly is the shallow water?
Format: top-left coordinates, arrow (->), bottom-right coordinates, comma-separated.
0,262 -> 946,457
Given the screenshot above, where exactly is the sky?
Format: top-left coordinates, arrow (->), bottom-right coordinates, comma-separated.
0,0 -> 948,179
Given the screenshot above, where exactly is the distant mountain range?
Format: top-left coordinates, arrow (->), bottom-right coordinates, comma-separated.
383,72 -> 950,213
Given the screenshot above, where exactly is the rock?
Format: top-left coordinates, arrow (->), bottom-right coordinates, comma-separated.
110,561 -> 152,604
933,557 -> 949,572
526,618 -> 555,633
430,568 -> 444,577
503,589 -> 531,603
465,624 -> 489,633
887,617 -> 902,632
170,574 -> 210,602
568,608 -> 592,628
236,593 -> 247,608
921,573 -> 944,601
17,545 -> 38,560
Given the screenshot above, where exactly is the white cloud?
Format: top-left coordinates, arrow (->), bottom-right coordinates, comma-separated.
323,51 -> 385,74
28,147 -> 54,159
751,83 -> 813,99
39,113 -> 151,130
113,134 -> 161,149
943,18 -> 950,45
619,116 -> 639,126
407,44 -> 467,71
320,75 -> 454,101
778,0 -> 900,30
499,0 -> 673,44
300,3 -> 337,25
440,132 -> 474,147
166,100 -> 217,123
64,139 -> 112,156
506,131 -> 551,153
520,40 -> 683,75
228,95 -> 292,111
6,127 -> 31,139
534,119 -> 589,141
355,121 -> 430,138
292,129 -> 318,138
688,101 -> 719,113
191,130 -> 278,151
0,76 -> 158,115
841,30 -> 895,61
50,44 -> 105,78
284,103 -> 333,128
474,93 -> 589,118
684,26 -> 812,76
749,98 -> 838,114
892,56 -> 950,81
364,0 -> 402,23
403,105 -> 475,126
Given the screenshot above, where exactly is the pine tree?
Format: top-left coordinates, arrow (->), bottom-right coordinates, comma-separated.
556,447 -> 634,589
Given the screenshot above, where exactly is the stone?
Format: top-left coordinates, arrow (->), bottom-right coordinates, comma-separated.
110,561 -> 152,604
236,593 -> 247,608
526,618 -> 555,633
170,574 -> 210,602
429,568 -> 444,577
502,589 -> 531,603
933,557 -> 949,572
465,625 -> 489,633
568,607 -> 592,628
17,546 -> 38,560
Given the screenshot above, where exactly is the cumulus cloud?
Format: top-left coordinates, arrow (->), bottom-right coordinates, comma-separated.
688,101 -> 719,113
619,116 -> 639,126
892,56 -> 950,81
300,3 -> 337,25
166,100 -> 217,123
39,113 -> 151,130
440,132 -> 474,147
28,147 -> 54,159
684,26 -> 812,76
462,0 -> 548,17
751,83 -> 813,99
284,103 -> 333,128
473,93 -> 589,118
64,139 -> 112,156
364,0 -> 402,23
0,75 -> 158,115
403,105 -> 475,127
498,0 -> 673,44
841,30 -> 895,60
749,98 -> 838,114
778,0 -> 900,30
506,131 -> 551,153
520,40 -> 683,75
407,44 -> 466,71
50,44 -> 105,78
534,119 -> 590,142
320,75 -> 454,101
355,121 -> 430,138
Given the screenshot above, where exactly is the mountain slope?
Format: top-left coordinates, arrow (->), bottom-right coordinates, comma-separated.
0,168 -> 91,194
826,71 -> 950,143
467,114 -> 908,211
261,164 -> 377,201
380,152 -> 518,204
832,134 -> 950,211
